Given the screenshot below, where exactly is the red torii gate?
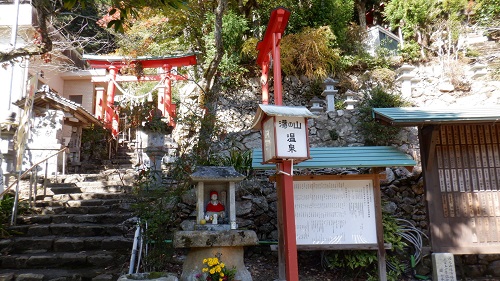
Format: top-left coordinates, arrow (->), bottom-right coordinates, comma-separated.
256,8 -> 290,106
84,54 -> 197,136
256,7 -> 299,281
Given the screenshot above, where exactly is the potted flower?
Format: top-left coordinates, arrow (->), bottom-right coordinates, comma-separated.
196,253 -> 236,281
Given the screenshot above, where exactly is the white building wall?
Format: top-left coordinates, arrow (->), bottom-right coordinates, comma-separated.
0,62 -> 28,123
63,79 -> 95,111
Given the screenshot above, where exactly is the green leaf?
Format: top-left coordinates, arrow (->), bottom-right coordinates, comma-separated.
63,0 -> 78,9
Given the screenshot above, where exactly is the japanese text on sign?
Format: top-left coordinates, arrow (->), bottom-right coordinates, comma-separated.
294,180 -> 377,245
275,116 -> 308,158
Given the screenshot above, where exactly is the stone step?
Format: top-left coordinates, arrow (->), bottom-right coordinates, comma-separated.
48,184 -> 82,194
34,198 -> 126,208
73,183 -> 134,193
0,268 -> 116,281
30,203 -> 132,215
0,250 -> 126,269
8,223 -> 128,237
48,171 -> 136,185
16,213 -> 135,225
38,192 -> 133,201
114,152 -> 135,158
111,158 -> 135,165
0,236 -> 132,254
45,184 -> 133,195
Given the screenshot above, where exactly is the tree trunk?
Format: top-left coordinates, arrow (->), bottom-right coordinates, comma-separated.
355,0 -> 367,30
195,0 -> 227,163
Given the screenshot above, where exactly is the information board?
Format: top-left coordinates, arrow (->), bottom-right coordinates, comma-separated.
294,179 -> 377,245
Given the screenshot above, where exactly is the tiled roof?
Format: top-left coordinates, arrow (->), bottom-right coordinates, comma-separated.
14,86 -> 102,127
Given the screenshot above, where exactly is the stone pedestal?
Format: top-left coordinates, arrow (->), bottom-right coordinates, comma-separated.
173,230 -> 258,281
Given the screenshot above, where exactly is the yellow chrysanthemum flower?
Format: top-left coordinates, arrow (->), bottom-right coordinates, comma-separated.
202,268 -> 208,272
209,269 -> 215,275
220,263 -> 225,268
220,272 -> 224,277
203,259 -> 207,264
216,266 -> 222,273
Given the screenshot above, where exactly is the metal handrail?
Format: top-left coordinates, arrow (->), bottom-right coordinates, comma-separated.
1,146 -> 69,225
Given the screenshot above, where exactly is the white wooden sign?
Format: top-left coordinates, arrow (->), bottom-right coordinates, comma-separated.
262,116 -> 308,163
294,179 -> 377,245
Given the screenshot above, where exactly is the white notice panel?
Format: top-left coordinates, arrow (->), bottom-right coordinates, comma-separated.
294,180 -> 377,245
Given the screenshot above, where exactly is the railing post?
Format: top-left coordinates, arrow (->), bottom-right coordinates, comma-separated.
33,167 -> 38,205
62,149 -> 66,176
44,160 -> 48,197
3,147 -> 68,225
10,170 -> 22,225
29,169 -> 33,207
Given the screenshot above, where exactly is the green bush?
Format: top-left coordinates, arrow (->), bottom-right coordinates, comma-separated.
280,26 -> 341,79
324,210 -> 407,281
220,149 -> 253,177
399,41 -> 422,63
0,194 -> 15,238
1,194 -> 32,238
358,87 -> 408,146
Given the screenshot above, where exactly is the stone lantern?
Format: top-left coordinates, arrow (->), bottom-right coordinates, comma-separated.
322,77 -> 338,112
396,64 -> 415,98
309,96 -> 324,114
343,89 -> 360,110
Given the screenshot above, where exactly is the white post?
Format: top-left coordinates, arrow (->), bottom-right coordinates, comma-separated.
197,182 -> 205,223
229,181 -> 236,228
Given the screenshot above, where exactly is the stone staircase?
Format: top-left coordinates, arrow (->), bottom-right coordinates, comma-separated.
0,146 -> 139,281
467,32 -> 500,72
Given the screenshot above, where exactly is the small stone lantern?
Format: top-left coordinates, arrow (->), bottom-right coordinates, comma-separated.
396,64 -> 415,98
190,166 -> 245,230
251,104 -> 317,164
343,89 -> 360,110
309,96 -> 324,114
322,77 -> 339,112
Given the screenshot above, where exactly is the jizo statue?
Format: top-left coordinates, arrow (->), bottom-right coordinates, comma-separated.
205,191 -> 225,224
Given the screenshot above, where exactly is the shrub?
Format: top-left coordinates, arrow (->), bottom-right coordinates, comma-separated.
358,87 -> 408,146
280,26 -> 341,79
399,41 -> 421,63
324,209 -> 407,281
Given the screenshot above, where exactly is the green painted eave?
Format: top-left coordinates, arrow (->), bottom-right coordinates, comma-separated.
373,107 -> 500,126
252,146 -> 416,169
